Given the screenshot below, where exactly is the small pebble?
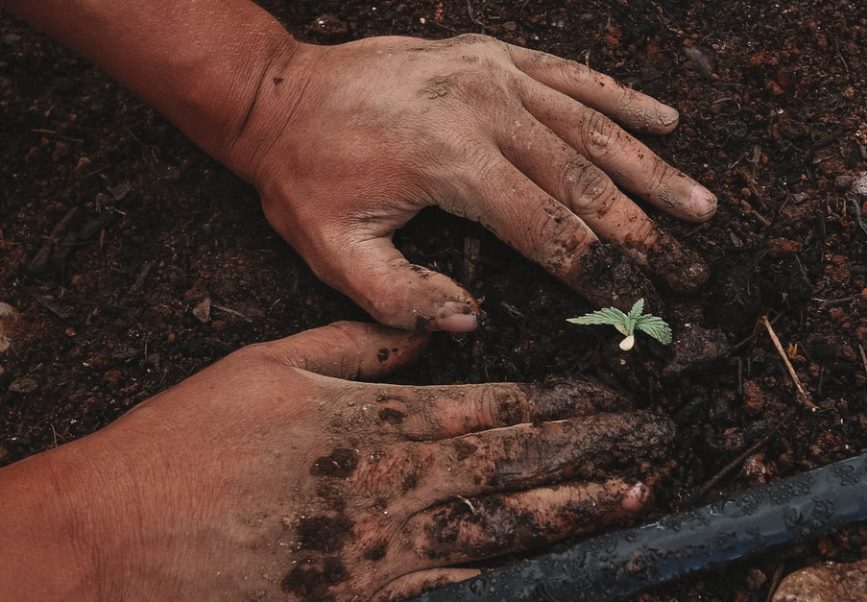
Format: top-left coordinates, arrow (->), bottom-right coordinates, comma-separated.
850,171 -> 867,197
192,297 -> 212,323
8,377 -> 38,394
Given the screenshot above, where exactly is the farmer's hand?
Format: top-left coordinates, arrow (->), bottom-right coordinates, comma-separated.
7,0 -> 716,331
0,322 -> 673,601
229,35 -> 717,331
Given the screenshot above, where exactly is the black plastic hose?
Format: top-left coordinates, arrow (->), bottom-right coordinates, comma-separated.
412,453 -> 867,602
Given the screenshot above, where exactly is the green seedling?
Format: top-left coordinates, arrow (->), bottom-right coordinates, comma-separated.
567,298 -> 672,351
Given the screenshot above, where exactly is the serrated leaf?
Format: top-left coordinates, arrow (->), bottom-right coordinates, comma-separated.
566,307 -> 628,327
627,298 -> 645,320
635,315 -> 672,345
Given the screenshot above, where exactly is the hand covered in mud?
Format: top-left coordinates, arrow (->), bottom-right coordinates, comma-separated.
230,34 -> 717,331
50,322 -> 672,600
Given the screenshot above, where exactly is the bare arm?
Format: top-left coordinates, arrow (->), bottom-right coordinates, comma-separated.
0,322 -> 664,600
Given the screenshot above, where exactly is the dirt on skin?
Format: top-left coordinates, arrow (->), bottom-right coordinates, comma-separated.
1,0 -> 866,600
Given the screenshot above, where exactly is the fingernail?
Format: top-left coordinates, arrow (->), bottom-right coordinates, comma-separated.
658,107 -> 679,127
688,184 -> 718,219
621,482 -> 651,512
435,303 -> 478,332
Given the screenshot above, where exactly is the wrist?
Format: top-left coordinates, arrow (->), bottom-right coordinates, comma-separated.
0,442 -> 118,600
221,38 -> 320,187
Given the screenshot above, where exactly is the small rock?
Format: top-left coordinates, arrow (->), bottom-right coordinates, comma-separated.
768,238 -> 801,257
8,376 -> 38,394
742,380 -> 768,415
745,568 -> 767,591
742,452 -> 774,483
192,297 -> 212,323
834,174 -> 853,191
310,14 -> 348,38
684,45 -> 714,78
0,301 -> 19,354
73,156 -> 93,175
852,171 -> 867,197
773,558 -> 867,601
664,324 -> 731,377
107,180 -> 131,201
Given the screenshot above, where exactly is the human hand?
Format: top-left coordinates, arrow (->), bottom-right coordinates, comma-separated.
37,322 -> 672,600
230,34 -> 717,332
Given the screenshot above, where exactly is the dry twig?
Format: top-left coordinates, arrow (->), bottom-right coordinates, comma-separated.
761,316 -> 818,411
694,408 -> 796,501
859,343 -> 867,379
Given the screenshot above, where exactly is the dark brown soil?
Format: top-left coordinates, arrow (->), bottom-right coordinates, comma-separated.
1,1 -> 865,600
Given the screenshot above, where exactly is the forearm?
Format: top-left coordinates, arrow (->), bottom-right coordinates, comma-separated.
2,0 -> 299,175
0,447 -> 104,599
0,429 -> 176,601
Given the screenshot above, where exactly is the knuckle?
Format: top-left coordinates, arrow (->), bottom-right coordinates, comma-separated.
644,157 -> 676,198
571,164 -> 617,215
454,32 -> 495,46
230,341 -> 275,365
355,443 -> 426,498
479,385 -> 528,426
558,57 -> 590,83
579,111 -> 618,159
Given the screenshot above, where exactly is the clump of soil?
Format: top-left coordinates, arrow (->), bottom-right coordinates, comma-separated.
1,1 -> 865,600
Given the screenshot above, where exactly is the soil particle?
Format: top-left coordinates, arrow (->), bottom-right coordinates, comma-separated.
663,323 -> 731,377
577,241 -> 662,312
643,231 -> 709,294
311,448 -> 359,479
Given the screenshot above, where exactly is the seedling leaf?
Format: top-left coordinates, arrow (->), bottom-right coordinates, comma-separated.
567,298 -> 673,350
566,307 -> 628,327
627,298 -> 645,320
635,315 -> 672,345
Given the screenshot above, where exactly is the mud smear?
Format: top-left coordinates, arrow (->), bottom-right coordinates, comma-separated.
521,378 -> 632,422
482,412 -> 674,489
311,448 -> 360,478
297,514 -> 354,553
643,231 -> 710,294
281,556 -> 348,602
575,242 -> 662,312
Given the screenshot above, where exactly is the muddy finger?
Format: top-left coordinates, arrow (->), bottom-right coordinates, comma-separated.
498,109 -> 708,292
406,479 -> 650,566
373,379 -> 632,440
519,79 -> 717,223
469,156 -> 657,310
416,411 -> 673,501
372,568 -> 481,601
507,44 -> 680,134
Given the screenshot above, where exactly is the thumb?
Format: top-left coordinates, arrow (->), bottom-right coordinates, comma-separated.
311,235 -> 479,332
264,321 -> 428,380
